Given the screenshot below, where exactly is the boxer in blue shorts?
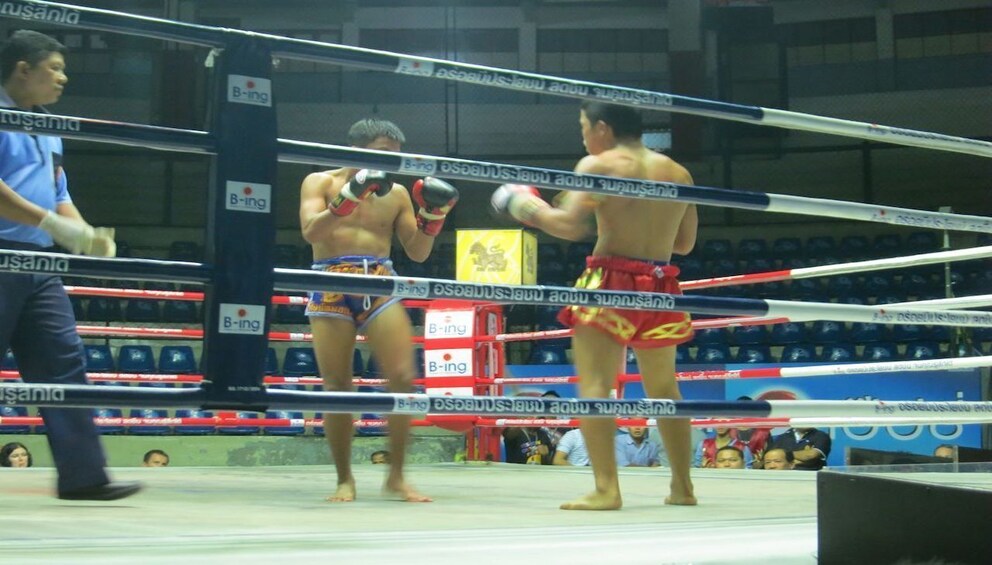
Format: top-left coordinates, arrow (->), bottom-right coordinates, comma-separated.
306,256 -> 402,330
299,118 -> 458,503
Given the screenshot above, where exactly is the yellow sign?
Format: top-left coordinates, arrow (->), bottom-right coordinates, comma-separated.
456,229 -> 536,285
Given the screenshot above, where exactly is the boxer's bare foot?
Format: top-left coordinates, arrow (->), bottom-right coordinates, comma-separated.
560,490 -> 622,511
325,479 -> 356,502
665,480 -> 697,506
383,477 -> 432,502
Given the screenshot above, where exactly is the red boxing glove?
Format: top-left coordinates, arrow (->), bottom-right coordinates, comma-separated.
490,184 -> 549,227
328,169 -> 394,217
412,177 -> 459,236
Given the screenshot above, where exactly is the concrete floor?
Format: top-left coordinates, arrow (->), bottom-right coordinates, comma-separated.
1,464 -> 821,564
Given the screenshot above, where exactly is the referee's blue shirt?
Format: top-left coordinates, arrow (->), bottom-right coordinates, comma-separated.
0,86 -> 71,246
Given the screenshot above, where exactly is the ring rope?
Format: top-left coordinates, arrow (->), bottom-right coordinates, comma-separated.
2,249 -> 989,327
12,0 -> 988,157
2,107 -> 989,233
681,245 -> 992,290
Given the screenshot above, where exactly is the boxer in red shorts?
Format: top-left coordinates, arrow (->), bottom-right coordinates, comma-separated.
492,101 -> 698,510
559,256 -> 693,349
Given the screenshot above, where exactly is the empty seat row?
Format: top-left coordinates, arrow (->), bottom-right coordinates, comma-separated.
693,233 -> 944,261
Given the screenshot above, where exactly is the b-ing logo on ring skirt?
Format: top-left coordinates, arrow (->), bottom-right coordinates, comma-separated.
395,58 -> 435,77
228,74 -> 272,107
225,181 -> 271,213
399,156 -> 437,176
219,304 -> 266,335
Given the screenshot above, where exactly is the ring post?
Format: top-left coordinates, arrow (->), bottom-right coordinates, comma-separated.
200,37 -> 277,409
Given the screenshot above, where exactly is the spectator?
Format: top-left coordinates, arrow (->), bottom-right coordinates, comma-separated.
933,444 -> 955,460
142,449 -> 169,467
771,427 -> 831,471
714,446 -> 746,469
370,450 -> 390,465
615,426 -> 660,467
759,448 -> 794,470
1,441 -> 32,467
553,428 -> 590,466
735,396 -> 771,460
503,427 -> 553,465
694,427 -> 752,468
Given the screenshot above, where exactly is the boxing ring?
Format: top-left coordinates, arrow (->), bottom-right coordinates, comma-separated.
1,1 -> 991,563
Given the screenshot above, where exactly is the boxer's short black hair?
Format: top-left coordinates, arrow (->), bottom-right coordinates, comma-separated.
581,101 -> 643,140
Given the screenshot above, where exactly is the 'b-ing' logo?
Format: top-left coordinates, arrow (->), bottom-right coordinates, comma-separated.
219,304 -> 266,335
228,74 -> 272,107
225,181 -> 271,213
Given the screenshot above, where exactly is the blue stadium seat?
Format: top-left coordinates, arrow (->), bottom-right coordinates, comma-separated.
772,237 -> 803,260
851,323 -> 888,344
789,279 -> 823,301
825,275 -> 861,296
264,347 -> 278,375
861,342 -> 899,361
872,234 -> 902,258
174,409 -> 214,435
566,242 -> 594,263
839,235 -> 870,259
864,274 -> 894,297
0,406 -> 30,433
839,295 -> 867,306
528,343 -> 567,364
354,349 -> 366,376
86,297 -> 122,322
873,293 -> 904,305
216,411 -> 261,435
162,300 -> 199,323
806,236 -> 837,258
811,321 -> 848,344
168,240 -> 201,261
706,258 -> 737,277
282,347 -> 317,377
538,243 -> 562,262
128,408 -> 172,435
273,244 -> 301,267
265,410 -> 305,436
692,328 -> 729,345
900,274 -> 932,296
906,232 -> 939,253
737,238 -> 767,261
94,408 -> 125,434
159,345 -> 198,374
780,344 -> 816,363
734,345 -> 772,364
733,325 -> 768,345
675,347 -> 689,364
538,260 -> 566,285
770,322 -> 807,345
413,347 -> 426,378
274,304 -> 308,324
754,280 -> 786,299
905,341 -> 940,360
781,257 -> 808,270
744,257 -> 775,274
1,348 -> 16,370
694,344 -> 731,364
536,305 -> 562,327
118,345 -> 156,374
143,281 -> 175,292
70,296 -> 85,320
83,345 -> 115,372
700,239 -> 732,261
892,323 -> 927,343
364,355 -> 381,378
819,343 -> 856,362
677,257 -> 704,280
125,299 -> 161,322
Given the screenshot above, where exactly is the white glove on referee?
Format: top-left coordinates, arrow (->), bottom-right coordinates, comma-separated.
38,211 -> 117,257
